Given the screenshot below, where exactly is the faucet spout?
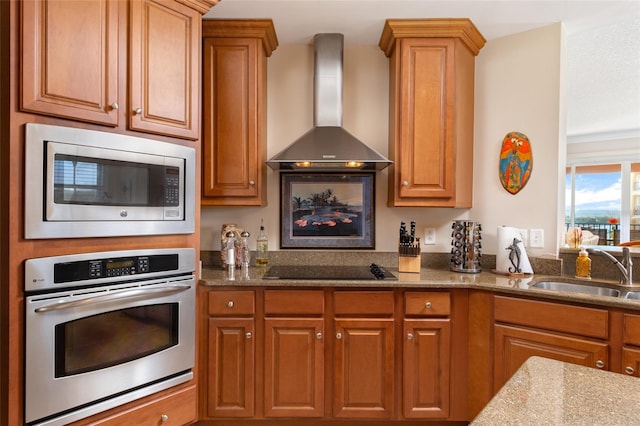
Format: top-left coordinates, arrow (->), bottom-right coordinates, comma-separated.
587,247 -> 633,286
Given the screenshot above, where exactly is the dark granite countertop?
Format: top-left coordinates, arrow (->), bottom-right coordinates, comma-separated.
200,266 -> 640,311
470,356 -> 640,425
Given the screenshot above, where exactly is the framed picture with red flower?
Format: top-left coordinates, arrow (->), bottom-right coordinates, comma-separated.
280,173 -> 375,249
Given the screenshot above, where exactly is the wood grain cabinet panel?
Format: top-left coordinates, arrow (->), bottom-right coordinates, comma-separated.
622,347 -> 640,377
21,0 -> 119,126
201,20 -> 278,205
263,318 -> 325,417
494,324 -> 609,391
403,319 -> 451,419
623,313 -> 640,345
333,319 -> 394,419
379,19 -> 485,207
207,317 -> 255,418
129,0 -> 201,139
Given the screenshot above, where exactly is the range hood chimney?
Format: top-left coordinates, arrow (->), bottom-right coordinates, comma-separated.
266,33 -> 392,171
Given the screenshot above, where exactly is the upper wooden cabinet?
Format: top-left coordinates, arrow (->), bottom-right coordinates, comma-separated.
379,19 -> 485,207
129,0 -> 202,139
21,0 -> 120,126
21,0 -> 211,140
201,20 -> 278,206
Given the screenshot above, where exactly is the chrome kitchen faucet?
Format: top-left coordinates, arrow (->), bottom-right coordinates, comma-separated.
588,247 -> 633,286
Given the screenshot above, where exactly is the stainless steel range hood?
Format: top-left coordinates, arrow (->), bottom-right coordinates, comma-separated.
266,33 -> 392,171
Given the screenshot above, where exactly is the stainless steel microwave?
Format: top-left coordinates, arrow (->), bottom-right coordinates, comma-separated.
25,123 -> 195,239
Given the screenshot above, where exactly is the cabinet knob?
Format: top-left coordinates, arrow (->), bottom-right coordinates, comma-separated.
316,332 -> 323,339
246,332 -> 252,339
227,300 -> 234,308
402,180 -> 409,187
595,360 -> 605,369
160,413 -> 169,422
336,332 -> 342,339
249,180 -> 255,186
134,107 -> 142,115
625,366 -> 635,375
110,102 -> 119,110
425,301 -> 432,309
407,332 -> 414,340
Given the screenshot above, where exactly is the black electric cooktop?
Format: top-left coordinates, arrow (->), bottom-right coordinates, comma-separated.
262,263 -> 397,281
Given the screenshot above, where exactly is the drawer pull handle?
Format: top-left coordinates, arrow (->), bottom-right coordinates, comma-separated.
336,332 -> 342,339
625,366 -> 635,375
246,332 -> 252,339
227,300 -> 234,308
407,332 -> 413,340
249,180 -> 255,185
161,413 -> 169,422
134,107 -> 143,115
596,360 -> 605,369
425,301 -> 432,309
110,102 -> 119,110
316,332 -> 323,339
402,180 -> 409,187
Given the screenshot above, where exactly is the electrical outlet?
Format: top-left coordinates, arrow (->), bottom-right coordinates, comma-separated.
424,227 -> 436,245
517,228 -> 528,247
530,229 -> 544,248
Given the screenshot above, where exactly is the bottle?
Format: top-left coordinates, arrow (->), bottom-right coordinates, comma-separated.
575,247 -> 591,279
225,231 -> 236,281
256,219 -> 269,266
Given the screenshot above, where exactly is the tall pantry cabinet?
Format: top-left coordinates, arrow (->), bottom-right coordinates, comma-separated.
379,19 -> 485,207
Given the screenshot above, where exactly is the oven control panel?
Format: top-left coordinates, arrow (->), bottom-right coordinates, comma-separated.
25,248 -> 195,292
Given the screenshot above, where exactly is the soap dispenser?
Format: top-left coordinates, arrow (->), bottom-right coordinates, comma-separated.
575,247 -> 591,279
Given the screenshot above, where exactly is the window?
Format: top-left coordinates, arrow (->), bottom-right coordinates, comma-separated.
566,162 -> 640,245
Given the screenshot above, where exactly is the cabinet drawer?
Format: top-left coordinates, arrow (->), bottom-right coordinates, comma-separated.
209,290 -> 255,316
334,291 -> 394,316
72,385 -> 196,425
624,314 -> 640,346
405,292 -> 450,316
494,296 -> 608,339
264,290 -> 324,315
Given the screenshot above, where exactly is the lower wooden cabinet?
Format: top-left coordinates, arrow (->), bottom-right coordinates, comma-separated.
69,384 -> 197,425
200,287 -> 461,422
333,318 -> 395,419
622,313 -> 640,377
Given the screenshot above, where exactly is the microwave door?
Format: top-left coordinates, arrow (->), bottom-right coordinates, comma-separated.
45,142 -> 181,222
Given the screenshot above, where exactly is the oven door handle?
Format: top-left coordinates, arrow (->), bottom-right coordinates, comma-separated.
33,284 -> 192,313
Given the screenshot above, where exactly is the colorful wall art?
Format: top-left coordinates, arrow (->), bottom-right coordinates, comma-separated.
499,131 -> 533,194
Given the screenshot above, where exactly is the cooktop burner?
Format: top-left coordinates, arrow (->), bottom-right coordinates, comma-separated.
262,263 -> 397,281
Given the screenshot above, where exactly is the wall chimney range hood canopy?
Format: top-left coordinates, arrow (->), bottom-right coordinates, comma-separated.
266,33 -> 392,171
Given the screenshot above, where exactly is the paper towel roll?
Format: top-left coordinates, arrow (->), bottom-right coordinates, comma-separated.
496,226 -> 533,274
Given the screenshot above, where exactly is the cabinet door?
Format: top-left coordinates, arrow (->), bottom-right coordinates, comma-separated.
622,347 -> 640,377
403,319 -> 451,419
494,324 -> 608,391
21,0 -> 119,125
263,318 -> 324,417
207,318 -> 255,418
201,37 -> 263,203
333,319 -> 394,419
129,0 -> 200,139
395,39 -> 455,202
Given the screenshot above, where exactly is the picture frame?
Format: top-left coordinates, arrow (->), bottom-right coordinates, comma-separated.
280,173 -> 375,249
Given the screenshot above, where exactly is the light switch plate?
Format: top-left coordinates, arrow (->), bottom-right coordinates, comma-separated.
424,227 -> 436,245
530,229 -> 544,248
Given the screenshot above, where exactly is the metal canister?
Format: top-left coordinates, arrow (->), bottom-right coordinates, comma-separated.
220,224 -> 242,268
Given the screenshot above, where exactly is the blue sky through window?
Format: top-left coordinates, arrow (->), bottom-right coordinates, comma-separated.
566,172 -> 621,218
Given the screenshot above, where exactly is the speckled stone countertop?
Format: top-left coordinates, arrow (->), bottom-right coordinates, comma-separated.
470,356 -> 640,425
200,266 -> 640,311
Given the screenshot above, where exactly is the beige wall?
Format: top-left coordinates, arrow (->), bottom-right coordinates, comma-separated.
201,23 -> 565,257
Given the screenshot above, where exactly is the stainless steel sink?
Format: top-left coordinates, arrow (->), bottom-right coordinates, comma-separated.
621,291 -> 640,300
530,278 -> 621,297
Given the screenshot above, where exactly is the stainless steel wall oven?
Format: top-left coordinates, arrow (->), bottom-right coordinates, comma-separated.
24,248 -> 196,426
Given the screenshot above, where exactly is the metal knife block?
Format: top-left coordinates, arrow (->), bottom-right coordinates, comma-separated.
450,220 -> 482,273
